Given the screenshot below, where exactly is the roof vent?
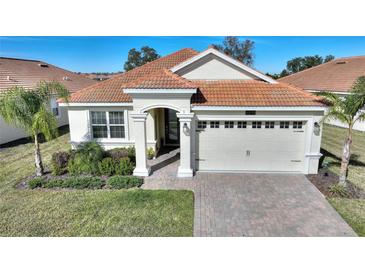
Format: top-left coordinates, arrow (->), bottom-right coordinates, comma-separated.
62,76 -> 71,81
336,61 -> 347,64
6,75 -> 11,81
38,63 -> 49,67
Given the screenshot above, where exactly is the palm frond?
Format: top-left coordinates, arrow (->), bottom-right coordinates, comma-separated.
32,105 -> 58,141
36,81 -> 70,103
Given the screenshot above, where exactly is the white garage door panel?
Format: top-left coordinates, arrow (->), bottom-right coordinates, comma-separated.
196,122 -> 306,172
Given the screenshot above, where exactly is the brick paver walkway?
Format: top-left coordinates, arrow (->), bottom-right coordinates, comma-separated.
143,149 -> 356,237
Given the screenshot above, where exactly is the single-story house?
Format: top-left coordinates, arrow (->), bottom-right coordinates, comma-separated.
0,57 -> 96,145
60,47 -> 325,177
279,56 -> 365,131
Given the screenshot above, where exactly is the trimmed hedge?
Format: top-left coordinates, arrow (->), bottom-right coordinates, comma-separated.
115,157 -> 134,176
98,157 -> 115,176
107,176 -> 143,189
28,177 -> 46,189
27,175 -> 142,189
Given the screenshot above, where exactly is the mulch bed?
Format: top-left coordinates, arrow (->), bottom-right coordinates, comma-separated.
307,168 -> 365,199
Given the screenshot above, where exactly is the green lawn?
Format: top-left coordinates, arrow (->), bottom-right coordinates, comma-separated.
321,124 -> 365,236
0,133 -> 194,236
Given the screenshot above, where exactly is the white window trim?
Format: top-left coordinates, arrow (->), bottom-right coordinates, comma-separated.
90,110 -> 129,141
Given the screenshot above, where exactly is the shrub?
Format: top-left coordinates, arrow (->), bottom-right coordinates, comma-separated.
147,147 -> 155,160
107,146 -> 135,163
107,147 -> 129,161
98,157 -> 116,176
28,177 -> 46,189
107,176 -> 143,189
68,142 -> 104,175
51,151 -> 70,175
329,183 -> 349,198
43,179 -> 64,188
62,177 -> 104,189
115,157 -> 134,176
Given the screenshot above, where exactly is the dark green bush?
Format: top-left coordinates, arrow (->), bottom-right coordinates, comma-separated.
115,157 -> 134,176
62,177 -> 104,189
43,179 -> 64,188
107,176 -> 143,189
68,142 -> 104,175
98,157 -> 116,176
51,151 -> 70,175
28,177 -> 46,189
107,146 -> 135,163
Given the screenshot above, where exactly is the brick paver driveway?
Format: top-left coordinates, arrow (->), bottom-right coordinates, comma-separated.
143,150 -> 356,236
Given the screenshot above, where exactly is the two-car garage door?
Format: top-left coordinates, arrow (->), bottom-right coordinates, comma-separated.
195,120 -> 307,173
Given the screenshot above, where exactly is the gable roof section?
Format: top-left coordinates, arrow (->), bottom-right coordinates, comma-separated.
68,48 -> 199,103
124,69 -> 197,89
0,57 -> 96,93
191,80 -> 323,107
171,47 -> 277,84
279,56 -> 365,93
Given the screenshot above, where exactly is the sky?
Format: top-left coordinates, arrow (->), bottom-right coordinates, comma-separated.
1,36 -> 365,74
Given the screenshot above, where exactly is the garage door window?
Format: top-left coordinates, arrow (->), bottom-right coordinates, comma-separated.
265,121 -> 275,129
210,121 -> 220,128
224,121 -> 234,128
280,121 -> 290,129
293,121 -> 303,129
252,121 -> 262,129
237,121 -> 247,128
198,121 -> 207,129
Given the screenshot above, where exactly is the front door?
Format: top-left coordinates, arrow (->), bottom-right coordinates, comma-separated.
165,109 -> 180,145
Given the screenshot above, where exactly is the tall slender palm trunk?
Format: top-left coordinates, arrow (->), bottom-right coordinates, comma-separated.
339,128 -> 352,186
34,133 -> 44,176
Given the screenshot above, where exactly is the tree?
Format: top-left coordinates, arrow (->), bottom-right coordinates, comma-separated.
320,76 -> 365,186
0,81 -> 69,176
212,36 -> 255,66
284,54 -> 335,75
123,46 -> 160,71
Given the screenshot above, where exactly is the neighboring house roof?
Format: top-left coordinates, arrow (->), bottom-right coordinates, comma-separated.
279,56 -> 365,93
67,47 -> 323,107
0,57 -> 96,93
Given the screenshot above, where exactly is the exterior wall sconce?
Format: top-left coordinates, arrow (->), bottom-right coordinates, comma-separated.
314,122 -> 321,136
183,122 -> 190,135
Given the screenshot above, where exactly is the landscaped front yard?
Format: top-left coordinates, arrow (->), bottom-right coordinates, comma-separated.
0,133 -> 194,236
320,124 -> 365,236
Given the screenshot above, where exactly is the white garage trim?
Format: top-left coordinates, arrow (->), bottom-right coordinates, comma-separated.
192,106 -> 327,111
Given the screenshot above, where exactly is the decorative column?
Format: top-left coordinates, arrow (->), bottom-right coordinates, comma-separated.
131,112 -> 150,177
176,113 -> 194,177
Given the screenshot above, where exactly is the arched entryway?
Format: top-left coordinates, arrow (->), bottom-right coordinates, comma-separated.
130,106 -> 194,178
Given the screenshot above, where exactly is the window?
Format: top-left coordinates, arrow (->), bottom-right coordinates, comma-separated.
224,121 -> 234,128
265,121 -> 275,129
197,121 -> 207,129
293,121 -> 303,129
91,111 -> 125,139
280,121 -> 290,129
237,121 -> 247,128
252,121 -> 262,129
245,110 -> 256,115
210,121 -> 220,128
50,98 -> 59,117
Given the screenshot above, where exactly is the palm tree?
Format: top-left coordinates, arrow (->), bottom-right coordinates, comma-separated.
0,81 -> 69,176
320,76 -> 365,186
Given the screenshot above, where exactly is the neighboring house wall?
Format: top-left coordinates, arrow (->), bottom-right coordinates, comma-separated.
177,54 -> 259,80
0,96 -> 68,145
309,90 -> 365,132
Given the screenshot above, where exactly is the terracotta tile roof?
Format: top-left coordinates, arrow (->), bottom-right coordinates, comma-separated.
69,48 -> 199,103
67,47 -> 323,107
191,80 -> 324,107
0,57 -> 96,93
279,56 -> 365,93
124,69 -> 196,89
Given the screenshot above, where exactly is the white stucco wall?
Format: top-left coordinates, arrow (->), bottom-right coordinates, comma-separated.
176,53 -> 259,80
66,105 -> 157,150
0,96 -> 69,145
